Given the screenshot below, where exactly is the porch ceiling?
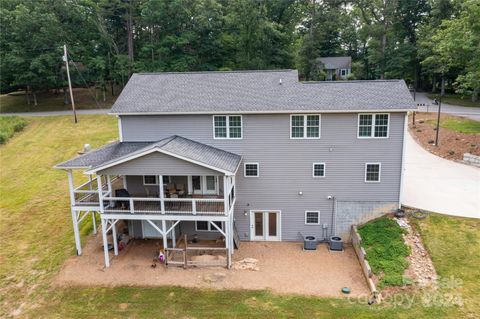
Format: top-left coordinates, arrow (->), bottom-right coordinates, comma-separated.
55,136 -> 241,175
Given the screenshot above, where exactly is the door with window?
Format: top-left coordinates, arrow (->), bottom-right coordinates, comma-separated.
191,176 -> 218,195
250,211 -> 281,241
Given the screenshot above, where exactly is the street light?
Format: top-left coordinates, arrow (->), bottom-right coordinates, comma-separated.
434,80 -> 443,146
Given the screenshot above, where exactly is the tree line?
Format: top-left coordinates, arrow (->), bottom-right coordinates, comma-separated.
1,0 -> 478,103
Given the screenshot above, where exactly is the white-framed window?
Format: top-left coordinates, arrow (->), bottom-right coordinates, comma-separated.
244,163 -> 259,177
312,163 -> 326,177
365,163 -> 381,183
213,115 -> 242,139
290,114 -> 321,139
143,175 -> 159,185
195,221 -> 223,232
305,211 -> 320,225
358,113 -> 389,138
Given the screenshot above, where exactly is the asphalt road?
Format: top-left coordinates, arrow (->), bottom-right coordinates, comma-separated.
413,92 -> 480,121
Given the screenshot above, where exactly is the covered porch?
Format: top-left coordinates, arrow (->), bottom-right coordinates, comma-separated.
55,135 -> 241,268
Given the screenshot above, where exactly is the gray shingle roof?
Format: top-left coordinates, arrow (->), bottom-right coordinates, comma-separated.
317,57 -> 352,69
55,136 -> 242,174
109,70 -> 415,114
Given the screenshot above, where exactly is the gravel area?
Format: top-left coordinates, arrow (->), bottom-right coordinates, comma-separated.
54,235 -> 369,297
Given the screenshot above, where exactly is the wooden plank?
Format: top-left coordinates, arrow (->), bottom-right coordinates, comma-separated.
233,222 -> 241,249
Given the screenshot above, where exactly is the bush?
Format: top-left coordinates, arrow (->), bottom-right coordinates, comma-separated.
358,217 -> 411,288
0,116 -> 28,144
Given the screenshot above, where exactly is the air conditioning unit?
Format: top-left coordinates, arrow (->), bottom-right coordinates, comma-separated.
303,235 -> 317,250
329,236 -> 343,251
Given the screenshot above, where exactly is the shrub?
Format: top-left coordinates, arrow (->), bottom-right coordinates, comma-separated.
358,217 -> 411,288
0,116 -> 28,144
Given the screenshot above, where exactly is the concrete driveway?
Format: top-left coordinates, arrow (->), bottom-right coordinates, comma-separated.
403,132 -> 480,218
414,92 -> 480,121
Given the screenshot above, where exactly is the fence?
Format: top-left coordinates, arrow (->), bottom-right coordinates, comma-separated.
165,235 -> 228,268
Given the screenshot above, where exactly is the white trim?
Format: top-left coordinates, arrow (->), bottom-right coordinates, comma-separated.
118,116 -> 123,142
143,175 -> 159,185
109,109 -> 414,116
212,115 -> 243,139
365,162 -> 382,183
312,162 -> 326,178
195,220 -> 224,232
357,113 -> 390,139
305,211 -> 321,225
290,114 -> 321,139
244,162 -> 259,177
249,210 -> 282,241
85,147 -> 235,175
398,113 -> 408,208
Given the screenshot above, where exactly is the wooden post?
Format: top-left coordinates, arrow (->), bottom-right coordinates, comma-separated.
67,170 -> 82,256
184,234 -> 188,269
63,44 -> 77,123
101,218 -> 110,267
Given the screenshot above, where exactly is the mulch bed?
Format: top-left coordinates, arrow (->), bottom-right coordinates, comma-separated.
409,112 -> 480,161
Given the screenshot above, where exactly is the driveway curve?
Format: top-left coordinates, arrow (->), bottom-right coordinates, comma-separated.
403,131 -> 480,218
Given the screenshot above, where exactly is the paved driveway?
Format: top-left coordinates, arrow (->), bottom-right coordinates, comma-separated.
403,132 -> 480,218
414,92 -> 480,121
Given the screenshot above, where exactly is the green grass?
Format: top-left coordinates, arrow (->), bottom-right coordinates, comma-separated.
426,117 -> 480,134
0,116 -> 478,318
427,93 -> 480,108
357,217 -> 411,287
0,88 -> 115,113
0,115 -> 28,144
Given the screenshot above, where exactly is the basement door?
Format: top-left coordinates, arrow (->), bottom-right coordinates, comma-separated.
250,210 -> 281,241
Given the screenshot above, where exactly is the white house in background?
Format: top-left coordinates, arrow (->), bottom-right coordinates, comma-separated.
317,56 -> 352,80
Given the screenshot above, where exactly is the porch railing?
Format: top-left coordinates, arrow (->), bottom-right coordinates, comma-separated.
102,196 -> 226,215
72,176 -> 117,207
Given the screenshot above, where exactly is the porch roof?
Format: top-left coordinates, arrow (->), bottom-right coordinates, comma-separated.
55,136 -> 242,175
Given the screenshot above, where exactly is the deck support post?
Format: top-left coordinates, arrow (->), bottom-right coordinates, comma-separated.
225,219 -> 231,268
162,219 -> 168,251
101,217 -> 110,267
91,211 -> 97,235
111,219 -> 119,256
230,213 -> 234,255
171,222 -> 176,247
67,170 -> 82,256
223,175 -> 229,216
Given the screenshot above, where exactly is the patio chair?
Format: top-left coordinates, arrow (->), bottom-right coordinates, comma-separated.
115,188 -> 131,209
176,184 -> 186,197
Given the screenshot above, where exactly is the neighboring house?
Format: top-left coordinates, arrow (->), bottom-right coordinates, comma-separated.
317,56 -> 352,80
55,70 -> 415,268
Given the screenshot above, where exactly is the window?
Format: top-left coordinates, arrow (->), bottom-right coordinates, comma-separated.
305,211 -> 320,225
244,163 -> 259,177
213,115 -> 242,139
341,69 -> 346,76
143,175 -> 158,185
365,163 -> 381,182
312,163 -> 326,177
196,221 -> 223,231
358,114 -> 389,138
290,114 -> 321,139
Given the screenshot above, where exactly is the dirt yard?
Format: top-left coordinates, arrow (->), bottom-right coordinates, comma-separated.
54,235 -> 369,297
409,112 -> 480,161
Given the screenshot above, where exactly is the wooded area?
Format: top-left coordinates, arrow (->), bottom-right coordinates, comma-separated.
1,0 -> 478,104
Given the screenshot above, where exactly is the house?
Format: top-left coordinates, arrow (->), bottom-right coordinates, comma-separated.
317,56 -> 352,80
55,70 -> 415,268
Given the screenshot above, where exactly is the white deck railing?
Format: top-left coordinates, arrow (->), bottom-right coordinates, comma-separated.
102,196 -> 226,216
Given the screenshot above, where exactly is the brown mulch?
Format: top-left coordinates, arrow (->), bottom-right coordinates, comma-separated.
409,112 -> 480,161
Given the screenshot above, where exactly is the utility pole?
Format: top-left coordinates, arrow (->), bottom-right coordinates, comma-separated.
63,44 -> 77,123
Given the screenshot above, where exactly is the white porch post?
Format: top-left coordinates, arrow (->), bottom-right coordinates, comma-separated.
159,175 -> 165,213
230,212 -> 234,255
106,175 -> 112,195
223,175 -> 229,216
122,175 -> 128,189
97,175 -> 110,267
67,170 -> 82,256
187,176 -> 193,195
162,219 -> 168,251
172,222 -> 176,248
101,218 -> 110,267
225,218 -> 231,268
91,211 -> 97,235
111,219 -> 119,256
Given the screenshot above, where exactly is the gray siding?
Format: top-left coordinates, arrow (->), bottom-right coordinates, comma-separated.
98,151 -> 221,176
120,113 -> 405,241
125,175 -> 188,197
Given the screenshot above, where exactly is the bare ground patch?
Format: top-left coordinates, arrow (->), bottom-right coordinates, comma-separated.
53,235 -> 369,297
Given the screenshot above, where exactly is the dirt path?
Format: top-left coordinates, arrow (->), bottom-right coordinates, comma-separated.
54,236 -> 369,298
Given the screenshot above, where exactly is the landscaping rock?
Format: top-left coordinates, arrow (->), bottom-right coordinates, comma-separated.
232,258 -> 259,271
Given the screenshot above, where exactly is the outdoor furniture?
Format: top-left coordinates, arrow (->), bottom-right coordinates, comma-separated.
115,188 -> 131,209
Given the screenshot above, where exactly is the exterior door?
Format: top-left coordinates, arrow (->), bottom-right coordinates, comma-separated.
250,211 -> 281,241
191,176 -> 218,195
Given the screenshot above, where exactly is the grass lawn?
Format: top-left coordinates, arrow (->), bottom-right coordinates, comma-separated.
0,88 -> 115,113
0,115 -> 478,318
427,93 -> 480,108
426,117 -> 480,134
0,116 -> 28,144
358,217 -> 410,287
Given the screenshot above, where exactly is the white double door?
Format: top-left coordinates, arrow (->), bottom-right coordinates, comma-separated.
189,176 -> 219,195
250,210 -> 281,241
